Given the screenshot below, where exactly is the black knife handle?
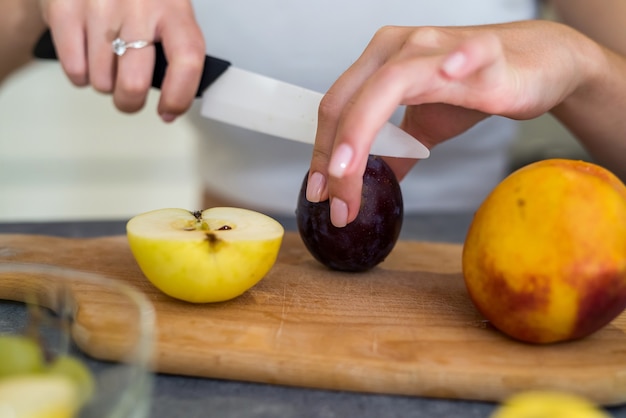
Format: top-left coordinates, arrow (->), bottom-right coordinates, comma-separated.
33,29 -> 230,98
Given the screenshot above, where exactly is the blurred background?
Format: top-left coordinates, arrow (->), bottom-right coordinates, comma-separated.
0,1 -> 591,223
0,62 -> 202,221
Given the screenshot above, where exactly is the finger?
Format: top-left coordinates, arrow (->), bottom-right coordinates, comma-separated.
326,56 -> 439,226
307,28 -> 402,204
45,1 -> 89,86
308,80 -> 367,205
307,89 -> 347,202
327,147 -> 367,228
440,32 -> 502,81
112,19 -> 155,113
156,6 -> 205,121
434,33 -> 511,114
85,3 -> 119,94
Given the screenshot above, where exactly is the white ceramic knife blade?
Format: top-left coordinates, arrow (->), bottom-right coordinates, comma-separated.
33,32 -> 429,159
200,67 -> 430,159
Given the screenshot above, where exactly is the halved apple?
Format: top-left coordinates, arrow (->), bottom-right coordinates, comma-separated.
126,207 -> 285,303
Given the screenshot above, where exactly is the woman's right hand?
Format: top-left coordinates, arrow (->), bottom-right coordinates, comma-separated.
39,0 -> 206,122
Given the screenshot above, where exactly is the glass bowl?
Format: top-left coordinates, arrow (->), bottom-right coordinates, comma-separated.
0,262 -> 156,418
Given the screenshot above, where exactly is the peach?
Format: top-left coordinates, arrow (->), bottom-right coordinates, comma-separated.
462,159 -> 626,344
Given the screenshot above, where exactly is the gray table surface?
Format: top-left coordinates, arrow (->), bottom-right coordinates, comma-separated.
1,213 -> 624,418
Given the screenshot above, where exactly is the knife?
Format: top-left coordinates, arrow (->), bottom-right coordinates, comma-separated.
33,30 -> 430,159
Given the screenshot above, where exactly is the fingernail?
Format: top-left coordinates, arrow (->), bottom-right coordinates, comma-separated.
330,197 -> 348,228
442,51 -> 466,77
328,144 -> 353,178
160,113 -> 177,123
306,172 -> 325,202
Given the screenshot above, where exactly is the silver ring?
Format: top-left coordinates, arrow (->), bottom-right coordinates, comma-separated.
112,37 -> 152,56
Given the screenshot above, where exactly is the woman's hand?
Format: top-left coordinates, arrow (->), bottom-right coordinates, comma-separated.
39,0 -> 205,121
307,20 -> 601,227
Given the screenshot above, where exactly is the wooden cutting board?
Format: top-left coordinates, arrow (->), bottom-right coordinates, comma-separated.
1,232 -> 626,405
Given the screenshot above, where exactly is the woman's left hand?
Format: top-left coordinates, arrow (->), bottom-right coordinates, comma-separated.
307,21 -> 598,227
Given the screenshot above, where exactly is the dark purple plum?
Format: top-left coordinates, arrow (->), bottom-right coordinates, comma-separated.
296,155 -> 403,272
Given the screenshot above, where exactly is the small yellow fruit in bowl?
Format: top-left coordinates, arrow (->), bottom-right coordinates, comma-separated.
463,159 -> 626,344
0,335 -> 45,377
47,354 -> 96,406
0,374 -> 81,418
126,207 -> 285,303
0,335 -> 83,418
0,335 -> 96,418
0,263 -> 156,418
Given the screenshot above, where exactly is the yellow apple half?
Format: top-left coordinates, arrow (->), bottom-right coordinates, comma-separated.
0,375 -> 80,418
126,207 -> 285,303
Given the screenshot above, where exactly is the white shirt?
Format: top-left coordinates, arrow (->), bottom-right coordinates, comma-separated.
189,0 -> 538,214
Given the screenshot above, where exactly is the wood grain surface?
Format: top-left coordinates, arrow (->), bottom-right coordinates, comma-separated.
1,232 -> 626,405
